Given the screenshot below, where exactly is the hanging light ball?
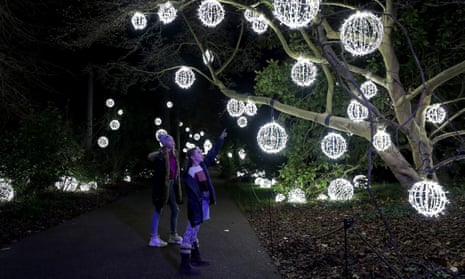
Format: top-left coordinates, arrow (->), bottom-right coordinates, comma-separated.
360,80 -> 378,99
373,128 -> 391,151
237,116 -> 248,128
273,0 -> 320,29
238,148 -> 246,160
291,58 -> 318,87
202,49 -> 214,65
256,122 -> 288,153
288,188 -> 307,203
97,136 -> 109,148
321,132 -> 347,159
131,11 -> 148,30
252,16 -> 268,34
353,174 -> 368,188
275,193 -> 286,203
157,1 -> 177,24
198,0 -> 225,28
425,104 -> 447,124
155,129 -> 168,142
154,117 -> 162,126
105,98 -> 115,108
328,178 -> 354,200
166,101 -> 174,108
175,66 -> 196,89
408,180 -> 448,217
109,120 -> 121,131
0,178 -> 14,202
245,102 -> 258,116
194,133 -> 201,141
117,109 -> 124,116
347,99 -> 369,122
226,99 -> 245,117
340,11 -> 384,56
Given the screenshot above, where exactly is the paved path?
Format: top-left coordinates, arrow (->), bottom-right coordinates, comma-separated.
0,176 -> 281,279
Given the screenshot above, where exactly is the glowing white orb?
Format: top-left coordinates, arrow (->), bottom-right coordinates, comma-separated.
131,11 -> 147,30
275,193 -> 286,203
175,66 -> 196,89
291,59 -> 317,87
353,174 -> 368,188
409,180 -> 448,217
179,121 -> 184,127
227,99 -> 245,117
166,101 -> 174,108
252,16 -> 268,34
373,129 -> 391,151
347,99 -> 369,122
317,193 -> 328,200
321,132 -> 347,159
288,188 -> 307,203
202,49 -> 214,65
245,102 -> 258,116
80,181 -> 98,192
360,80 -> 378,99
238,148 -> 246,160
97,136 -> 109,148
198,0 -> 225,28
203,139 -> 213,153
200,131 -> 205,136
260,178 -> 272,188
185,127 -> 190,132
256,122 -> 288,153
158,1 -> 177,24
254,177 -> 264,185
155,129 -> 168,141
154,117 -> 162,126
237,116 -> 248,128
194,133 -> 201,141
227,152 -> 233,158
105,98 -> 115,108
273,0 -> 320,29
425,104 -> 447,124
328,178 -> 354,200
0,178 -> 14,202
340,11 -> 384,56
109,120 -> 121,130
117,109 -> 124,116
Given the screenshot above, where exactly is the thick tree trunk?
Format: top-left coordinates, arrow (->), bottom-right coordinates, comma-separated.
377,148 -> 421,187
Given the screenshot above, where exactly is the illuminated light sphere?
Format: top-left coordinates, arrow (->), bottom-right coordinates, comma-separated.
175,66 -> 196,89
179,121 -> 184,127
237,116 -> 248,128
273,0 -> 320,29
105,98 -> 115,108
260,178 -> 272,188
202,49 -> 214,65
252,16 -> 268,34
291,59 -> 318,87
257,122 -> 288,153
340,11 -> 384,56
185,127 -> 190,132
254,177 -> 264,185
157,1 -> 177,24
244,9 -> 260,22
0,178 -> 14,202
288,188 -> 307,203
317,193 -> 328,200
109,120 -> 121,130
347,99 -> 369,121
425,104 -> 447,124
238,148 -> 246,160
117,109 -> 124,116
328,178 -> 354,200
200,131 -> 205,136
275,193 -> 286,203
194,133 -> 201,141
154,117 -> 162,126
197,0 -> 225,28
185,142 -> 196,149
245,102 -> 257,116
227,152 -> 233,158
408,180 -> 448,217
226,99 -> 245,117
97,136 -> 109,148
373,129 -> 391,151
321,132 -> 347,159
189,133 -> 193,138
360,80 -> 378,99
131,11 -> 147,30
54,176 -> 79,192
166,101 -> 174,108
353,174 -> 368,188
155,129 -> 168,142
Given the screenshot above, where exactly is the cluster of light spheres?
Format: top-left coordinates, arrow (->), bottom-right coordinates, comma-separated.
0,178 -> 14,202
425,104 -> 447,124
237,116 -> 248,128
291,59 -> 318,87
98,136 -> 109,148
373,129 -> 391,151
202,49 -> 214,65
347,99 -> 369,121
288,188 -> 307,203
198,0 -> 225,28
245,102 -> 258,116
175,67 -> 196,89
328,178 -> 354,200
158,1 -> 177,24
360,80 -> 378,99
109,120 -> 121,130
340,11 -> 384,56
256,122 -> 288,153
408,180 -> 448,217
131,11 -> 147,30
321,132 -> 347,159
226,98 -> 245,117
273,0 -> 320,29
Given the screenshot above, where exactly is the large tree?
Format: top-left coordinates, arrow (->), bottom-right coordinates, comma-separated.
56,0 -> 465,188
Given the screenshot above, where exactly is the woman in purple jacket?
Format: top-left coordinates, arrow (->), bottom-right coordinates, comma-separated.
179,129 -> 227,276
